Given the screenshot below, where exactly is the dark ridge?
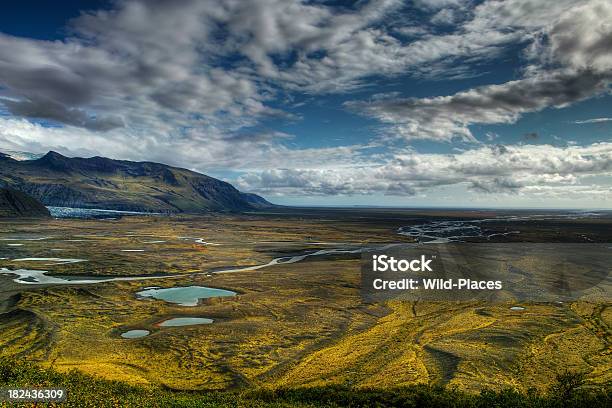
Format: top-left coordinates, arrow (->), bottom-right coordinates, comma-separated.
0,187 -> 51,218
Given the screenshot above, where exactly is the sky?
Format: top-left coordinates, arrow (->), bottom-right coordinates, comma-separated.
0,0 -> 611,209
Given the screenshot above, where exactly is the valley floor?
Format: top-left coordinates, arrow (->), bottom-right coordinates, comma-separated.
0,208 -> 610,394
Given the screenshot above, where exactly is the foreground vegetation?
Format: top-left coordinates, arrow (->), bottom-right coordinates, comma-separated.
0,357 -> 609,407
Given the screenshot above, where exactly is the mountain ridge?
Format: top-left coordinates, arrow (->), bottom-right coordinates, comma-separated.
0,151 -> 273,213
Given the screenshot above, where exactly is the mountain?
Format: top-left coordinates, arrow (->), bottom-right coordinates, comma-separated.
0,151 -> 273,213
0,188 -> 51,218
0,149 -> 45,161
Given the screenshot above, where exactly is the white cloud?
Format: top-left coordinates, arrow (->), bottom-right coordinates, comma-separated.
430,9 -> 457,26
0,117 -> 369,173
536,0 -> 612,72
346,0 -> 612,142
237,143 -> 612,197
412,0 -> 467,11
0,0 -> 599,141
574,118 -> 612,124
346,68 -> 611,142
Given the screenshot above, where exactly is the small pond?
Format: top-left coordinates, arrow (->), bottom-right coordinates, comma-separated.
120,329 -> 150,339
158,317 -> 214,327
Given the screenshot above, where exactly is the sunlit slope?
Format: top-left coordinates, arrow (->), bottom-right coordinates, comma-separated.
274,300 -> 611,392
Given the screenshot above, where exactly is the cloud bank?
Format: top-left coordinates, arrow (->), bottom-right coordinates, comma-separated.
237,143 -> 612,199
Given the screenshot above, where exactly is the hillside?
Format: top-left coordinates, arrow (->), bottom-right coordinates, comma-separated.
0,187 -> 50,218
0,151 -> 272,213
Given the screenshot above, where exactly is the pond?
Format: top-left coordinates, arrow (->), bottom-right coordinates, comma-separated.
120,329 -> 150,339
136,286 -> 236,306
12,257 -> 86,265
157,317 -> 214,327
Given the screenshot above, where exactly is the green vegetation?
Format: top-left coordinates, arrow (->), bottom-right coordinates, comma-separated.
0,357 -> 609,407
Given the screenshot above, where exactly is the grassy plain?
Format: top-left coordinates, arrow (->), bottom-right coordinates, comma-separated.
0,208 -> 610,396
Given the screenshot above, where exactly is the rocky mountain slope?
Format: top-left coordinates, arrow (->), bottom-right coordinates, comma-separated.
0,151 -> 272,213
0,187 -> 51,218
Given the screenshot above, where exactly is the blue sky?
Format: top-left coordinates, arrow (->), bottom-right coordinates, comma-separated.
0,0 -> 611,208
